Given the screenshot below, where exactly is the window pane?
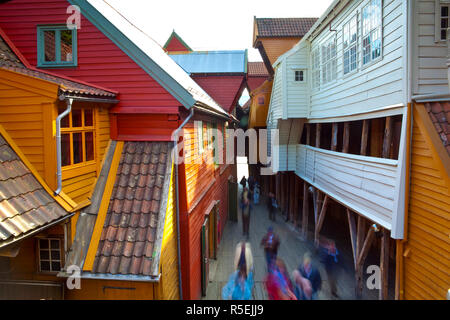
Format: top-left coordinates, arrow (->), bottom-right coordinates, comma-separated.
39,250 -> 49,260
40,261 -> 50,271
50,239 -> 60,250
60,30 -> 73,62
43,30 -> 56,62
61,133 -> 71,166
84,109 -> 93,126
58,107 -> 70,128
72,109 -> 82,127
441,18 -> 448,29
39,239 -> 49,249
442,29 -> 447,41
442,6 -> 449,17
51,262 -> 61,271
73,132 -> 83,164
51,250 -> 60,260
85,131 -> 94,161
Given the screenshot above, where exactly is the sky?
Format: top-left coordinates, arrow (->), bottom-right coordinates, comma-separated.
105,0 -> 334,62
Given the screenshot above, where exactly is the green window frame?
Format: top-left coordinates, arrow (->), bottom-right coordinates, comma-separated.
37,25 -> 77,68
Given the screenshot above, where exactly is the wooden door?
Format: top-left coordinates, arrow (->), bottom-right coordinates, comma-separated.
201,217 -> 209,296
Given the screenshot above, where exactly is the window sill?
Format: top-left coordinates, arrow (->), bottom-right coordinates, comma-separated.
37,63 -> 78,69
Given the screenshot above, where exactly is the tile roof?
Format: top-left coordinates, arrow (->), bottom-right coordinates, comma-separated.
0,34 -> 117,98
255,18 -> 319,38
425,102 -> 450,156
0,133 -> 70,248
248,62 -> 268,77
91,141 -> 171,276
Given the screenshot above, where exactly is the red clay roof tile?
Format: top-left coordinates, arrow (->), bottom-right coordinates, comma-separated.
255,17 -> 318,38
425,102 -> 450,156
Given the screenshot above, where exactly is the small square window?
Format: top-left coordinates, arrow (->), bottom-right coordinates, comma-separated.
37,25 -> 77,68
258,97 -> 265,105
295,70 -> 304,82
38,238 -> 62,273
440,5 -> 450,40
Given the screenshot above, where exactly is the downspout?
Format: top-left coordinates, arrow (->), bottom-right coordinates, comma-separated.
54,96 -> 73,196
172,108 -> 194,300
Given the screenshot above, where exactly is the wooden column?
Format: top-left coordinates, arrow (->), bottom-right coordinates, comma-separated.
315,123 -> 321,148
331,123 -> 338,151
382,116 -> 393,159
289,173 -> 295,222
314,195 -> 329,247
342,122 -> 350,153
361,120 -> 370,156
302,181 -> 309,240
380,228 -> 390,300
294,175 -> 300,227
306,123 -> 311,146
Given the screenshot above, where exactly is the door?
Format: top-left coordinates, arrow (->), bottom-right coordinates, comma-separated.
228,179 -> 238,222
201,217 -> 209,296
208,204 -> 218,260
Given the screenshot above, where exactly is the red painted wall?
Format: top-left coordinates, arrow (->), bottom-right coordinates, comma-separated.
247,76 -> 267,93
165,36 -> 191,53
0,0 -> 180,114
192,76 -> 246,113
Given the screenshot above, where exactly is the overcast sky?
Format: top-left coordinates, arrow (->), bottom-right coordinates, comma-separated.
105,0 -> 334,62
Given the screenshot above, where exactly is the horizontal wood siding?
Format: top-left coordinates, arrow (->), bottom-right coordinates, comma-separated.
413,0 -> 449,95
309,0 -> 405,118
287,41 -> 309,118
0,0 -> 180,113
270,66 -> 284,120
403,112 -> 450,300
296,144 -> 399,229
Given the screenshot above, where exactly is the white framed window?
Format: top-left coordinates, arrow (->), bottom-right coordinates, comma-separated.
38,238 -> 62,273
343,15 -> 358,75
362,0 -> 382,66
311,49 -> 320,89
294,70 -> 305,82
436,0 -> 450,41
321,36 -> 337,85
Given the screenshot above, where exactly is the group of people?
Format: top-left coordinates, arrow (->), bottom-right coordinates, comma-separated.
222,176 -> 339,301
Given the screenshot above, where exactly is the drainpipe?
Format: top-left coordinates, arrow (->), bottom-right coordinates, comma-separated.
54,96 -> 73,196
172,108 -> 194,300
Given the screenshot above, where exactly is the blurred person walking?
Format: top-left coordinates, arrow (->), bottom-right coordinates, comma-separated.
222,242 -> 254,300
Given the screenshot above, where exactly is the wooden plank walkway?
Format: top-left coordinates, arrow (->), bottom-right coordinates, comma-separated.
203,190 -> 389,300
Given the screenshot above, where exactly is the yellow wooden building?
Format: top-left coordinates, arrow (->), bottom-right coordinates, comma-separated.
397,100 -> 450,300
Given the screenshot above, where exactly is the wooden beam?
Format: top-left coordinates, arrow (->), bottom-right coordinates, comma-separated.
315,195 -> 329,246
357,227 -> 375,268
379,228 -> 390,300
302,181 -> 309,240
356,215 -> 366,259
342,122 -> 350,153
355,215 -> 366,299
382,116 -> 393,158
361,120 -> 369,156
347,209 -> 358,268
294,176 -> 300,227
331,123 -> 338,151
315,123 -> 321,148
306,123 -> 311,145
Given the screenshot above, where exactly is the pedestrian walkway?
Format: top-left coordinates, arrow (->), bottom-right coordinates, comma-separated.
203,191 -> 382,300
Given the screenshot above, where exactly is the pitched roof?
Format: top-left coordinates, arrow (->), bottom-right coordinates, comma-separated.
169,50 -> 247,74
248,62 -> 268,77
70,0 -> 228,117
255,17 -> 319,38
0,32 -> 117,99
64,141 -> 173,279
0,130 -> 71,248
425,102 -> 450,156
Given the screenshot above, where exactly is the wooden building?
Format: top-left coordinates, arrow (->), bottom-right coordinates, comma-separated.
264,0 -> 449,300
0,0 -> 237,300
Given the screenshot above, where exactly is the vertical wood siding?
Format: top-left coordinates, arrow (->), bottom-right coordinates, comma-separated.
0,0 -> 180,113
403,110 -> 450,300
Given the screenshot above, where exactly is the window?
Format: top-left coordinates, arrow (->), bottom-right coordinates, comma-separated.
321,37 -> 337,85
343,15 -> 358,74
37,25 -> 77,67
258,96 -> 265,105
38,238 -> 62,272
294,70 -> 305,82
311,49 -> 320,89
59,107 -> 95,167
362,0 -> 382,65
437,1 -> 450,41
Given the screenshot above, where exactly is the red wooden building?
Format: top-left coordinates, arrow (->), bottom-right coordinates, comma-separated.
0,0 -> 238,300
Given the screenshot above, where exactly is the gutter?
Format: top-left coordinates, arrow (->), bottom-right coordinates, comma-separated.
172,108 -> 195,300
54,96 -> 72,195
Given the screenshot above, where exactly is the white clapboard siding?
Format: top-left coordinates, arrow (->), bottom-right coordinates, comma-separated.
287,41 -> 310,118
296,145 -> 399,230
308,0 -> 405,119
413,0 -> 450,95
270,65 -> 284,120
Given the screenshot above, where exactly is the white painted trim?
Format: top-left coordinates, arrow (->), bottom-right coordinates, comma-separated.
282,61 -> 288,120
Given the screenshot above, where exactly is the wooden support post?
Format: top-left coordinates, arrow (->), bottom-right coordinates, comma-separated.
314,195 -> 329,247
355,215 -> 366,299
379,228 -> 390,300
306,124 -> 311,146
382,116 -> 393,159
302,181 -> 309,240
347,209 -> 357,268
294,176 -> 300,227
331,123 -> 338,151
343,122 -> 350,153
361,120 -> 369,156
315,123 -> 321,148
290,173 -> 295,222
